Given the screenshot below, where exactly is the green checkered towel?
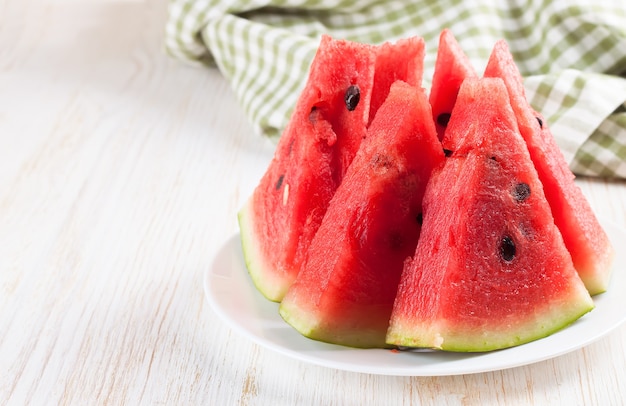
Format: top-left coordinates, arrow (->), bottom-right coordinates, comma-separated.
165,0 -> 626,178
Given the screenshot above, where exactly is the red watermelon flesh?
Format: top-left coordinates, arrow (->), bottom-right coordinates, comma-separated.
239,35 -> 427,302
429,29 -> 478,142
386,78 -> 594,352
369,37 -> 425,126
483,40 -> 614,295
279,81 -> 445,348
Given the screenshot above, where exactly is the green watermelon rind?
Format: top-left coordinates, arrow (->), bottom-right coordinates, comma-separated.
278,300 -> 317,338
279,301 -> 390,348
386,291 -> 594,352
279,302 -> 393,348
280,303 -> 396,349
238,196 -> 288,302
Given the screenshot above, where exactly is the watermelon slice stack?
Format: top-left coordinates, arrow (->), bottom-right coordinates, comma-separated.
387,78 -> 594,351
239,35 -> 425,302
237,31 -> 614,351
280,81 -> 444,348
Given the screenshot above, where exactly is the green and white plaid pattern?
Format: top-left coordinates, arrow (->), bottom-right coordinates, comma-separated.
165,0 -> 626,178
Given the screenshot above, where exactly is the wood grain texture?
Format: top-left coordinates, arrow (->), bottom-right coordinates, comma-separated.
1,1 -> 625,405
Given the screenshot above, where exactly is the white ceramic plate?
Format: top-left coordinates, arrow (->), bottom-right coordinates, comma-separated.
204,219 -> 626,376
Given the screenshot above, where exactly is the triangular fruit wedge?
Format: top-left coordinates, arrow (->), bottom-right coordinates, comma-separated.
279,81 -> 445,348
483,40 -> 614,295
239,35 -> 426,302
386,78 -> 594,352
429,29 -> 478,142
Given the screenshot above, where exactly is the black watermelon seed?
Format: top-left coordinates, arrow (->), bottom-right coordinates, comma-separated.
345,85 -> 360,111
512,182 -> 531,201
275,174 -> 285,190
437,113 -> 451,127
490,156 -> 498,161
443,148 -> 453,157
416,213 -> 423,225
536,116 -> 543,129
500,236 -> 516,262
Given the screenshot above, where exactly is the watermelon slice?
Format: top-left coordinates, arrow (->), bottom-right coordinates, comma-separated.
239,35 -> 426,302
386,78 -> 594,352
483,40 -> 614,295
429,29 -> 478,142
279,81 -> 445,348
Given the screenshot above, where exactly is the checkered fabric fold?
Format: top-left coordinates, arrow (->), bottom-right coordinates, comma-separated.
165,0 -> 626,178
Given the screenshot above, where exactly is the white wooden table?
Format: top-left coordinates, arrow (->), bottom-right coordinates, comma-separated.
1,1 -> 625,404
